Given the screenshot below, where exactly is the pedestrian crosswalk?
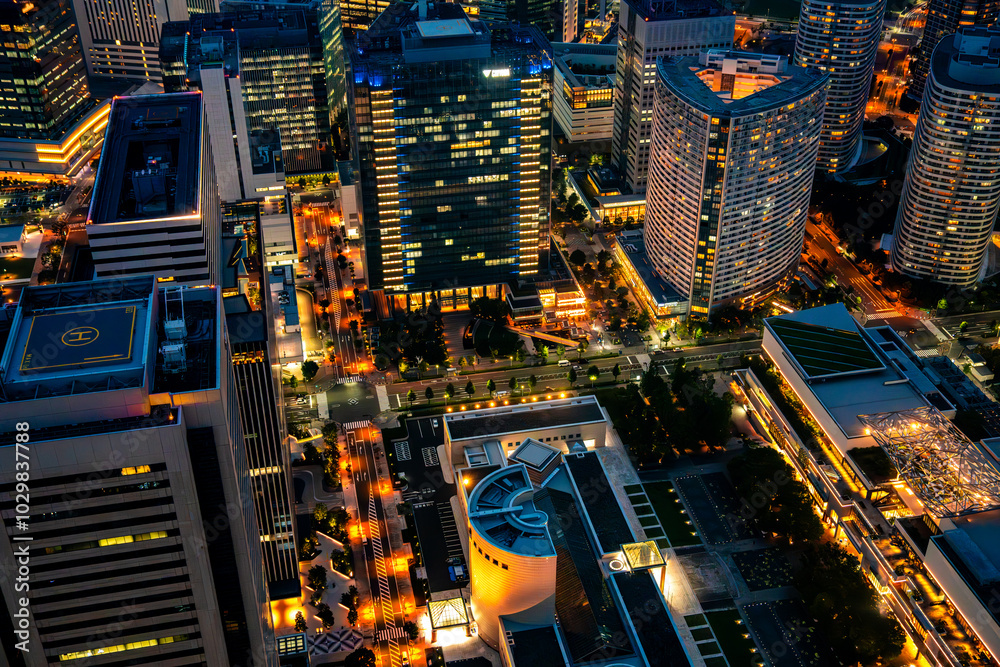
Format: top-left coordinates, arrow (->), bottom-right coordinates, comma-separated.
376,626 -> 409,641
335,374 -> 363,385
421,447 -> 439,467
343,420 -> 370,431
865,310 -> 897,321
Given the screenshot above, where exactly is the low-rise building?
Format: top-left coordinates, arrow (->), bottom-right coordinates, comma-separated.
736,303 -> 1000,665
552,42 -> 616,143
595,194 -> 645,225
613,229 -> 687,320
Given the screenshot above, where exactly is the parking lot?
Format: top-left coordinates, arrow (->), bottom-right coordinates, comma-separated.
387,416 -> 464,593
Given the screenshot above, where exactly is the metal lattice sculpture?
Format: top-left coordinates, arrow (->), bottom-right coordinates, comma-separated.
858,407 -> 1000,517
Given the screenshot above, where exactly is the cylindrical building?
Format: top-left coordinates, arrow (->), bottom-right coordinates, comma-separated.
645,50 -> 827,320
793,0 -> 886,173
892,26 -> 1000,286
465,466 -> 556,648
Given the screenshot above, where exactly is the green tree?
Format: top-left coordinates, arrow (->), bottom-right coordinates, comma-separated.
406,389 -> 416,406
569,249 -> 587,266
727,447 -> 822,543
316,603 -> 335,630
459,356 -> 468,370
294,611 -> 308,633
418,359 -> 429,378
403,620 -> 419,641
465,380 -> 476,398
568,367 -> 577,385
529,374 -> 537,391
301,360 -> 320,382
797,543 -> 906,664
587,365 -> 600,387
612,363 -> 621,382
487,379 -> 496,397
509,376 -> 518,392
959,321 -> 969,335
425,386 -> 434,402
288,375 -> 298,390
349,319 -> 360,337
556,345 -> 565,360
444,382 -> 455,404
345,647 -> 376,667
470,296 -> 512,323
313,503 -> 328,523
577,339 -> 588,359
308,564 -> 328,591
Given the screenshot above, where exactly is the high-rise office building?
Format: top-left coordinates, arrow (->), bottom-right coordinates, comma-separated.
0,277 -> 277,667
86,92 -> 221,287
0,0 -> 89,140
222,201 -> 302,600
793,0 -> 885,174
908,0 -> 998,101
71,0 -> 219,82
161,7 -> 333,185
612,0 -> 734,193
552,43 -> 617,143
645,51 -> 827,319
340,0 -> 390,33
892,26 -> 1000,286
472,0 -> 560,38
350,2 -> 552,309
0,0 -> 111,176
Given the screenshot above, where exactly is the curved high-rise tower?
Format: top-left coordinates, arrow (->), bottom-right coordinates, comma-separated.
892,26 -> 1000,286
645,50 -> 827,320
794,0 -> 886,173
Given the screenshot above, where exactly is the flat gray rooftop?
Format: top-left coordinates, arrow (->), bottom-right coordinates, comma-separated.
445,398 -> 606,441
89,93 -> 202,224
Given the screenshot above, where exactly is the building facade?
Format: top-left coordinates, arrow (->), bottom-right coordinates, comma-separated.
612,0 -> 735,193
908,0 -> 998,101
350,3 -> 552,306
645,51 -> 826,319
71,0 -> 218,82
0,277 -> 277,667
552,42 -> 616,143
160,7 -> 333,178
892,27 -> 1000,286
226,299 -> 299,600
793,0 -> 886,174
87,92 -> 221,287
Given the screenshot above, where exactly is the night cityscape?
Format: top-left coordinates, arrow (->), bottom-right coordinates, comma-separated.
6,0 -> 1000,665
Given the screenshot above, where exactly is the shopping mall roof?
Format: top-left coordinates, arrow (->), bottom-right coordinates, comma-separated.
763,304 -> 931,441
445,396 -> 606,441
766,317 -> 885,380
503,622 -> 569,667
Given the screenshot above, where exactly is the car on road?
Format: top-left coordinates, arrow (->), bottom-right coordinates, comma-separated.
674,347 -> 683,352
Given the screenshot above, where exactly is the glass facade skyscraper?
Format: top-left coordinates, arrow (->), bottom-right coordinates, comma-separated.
0,0 -> 91,140
350,3 -> 552,303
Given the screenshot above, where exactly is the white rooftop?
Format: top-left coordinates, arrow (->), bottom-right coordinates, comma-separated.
415,19 -> 473,38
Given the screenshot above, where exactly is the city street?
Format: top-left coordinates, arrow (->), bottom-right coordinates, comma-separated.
346,422 -> 409,667
380,339 -> 762,408
805,220 -> 897,317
